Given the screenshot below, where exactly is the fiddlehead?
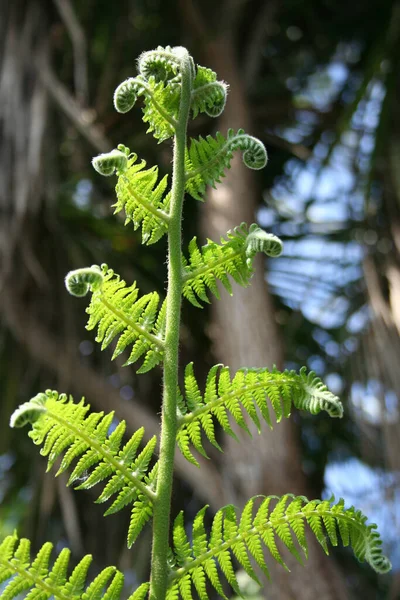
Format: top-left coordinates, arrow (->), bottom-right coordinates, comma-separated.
113,46 -> 190,143
185,129 -> 268,201
65,265 -> 103,297
182,223 -> 283,307
10,392 -> 157,547
92,146 -> 129,177
176,363 -> 343,466
137,45 -> 187,84
191,66 -> 228,119
166,496 -> 391,599
65,264 -> 166,374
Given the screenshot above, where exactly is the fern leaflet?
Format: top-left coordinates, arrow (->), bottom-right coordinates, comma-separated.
185,129 -> 268,201
128,582 -> 151,600
191,66 -> 228,119
65,264 -> 166,374
166,496 -> 391,600
0,534 -> 127,600
114,75 -> 179,143
182,222 -> 283,307
92,145 -> 171,244
10,391 -> 157,547
177,364 -> 344,465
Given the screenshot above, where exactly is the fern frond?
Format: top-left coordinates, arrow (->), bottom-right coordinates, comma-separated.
116,75 -> 180,142
114,149 -> 171,244
177,364 -> 343,465
114,45 -> 198,142
191,66 -> 228,119
182,223 -> 283,307
65,265 -> 166,374
185,129 -> 268,201
10,392 -> 157,546
167,496 -> 391,599
0,533 -> 125,600
92,145 -> 171,244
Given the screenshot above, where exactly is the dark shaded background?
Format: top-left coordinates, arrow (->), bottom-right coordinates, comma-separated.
1,0 -> 399,598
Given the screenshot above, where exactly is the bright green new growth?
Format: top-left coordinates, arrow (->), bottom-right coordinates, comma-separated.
10,391 -> 157,547
4,45 -> 390,600
66,263 -> 166,373
176,364 -> 343,466
167,496 -> 391,600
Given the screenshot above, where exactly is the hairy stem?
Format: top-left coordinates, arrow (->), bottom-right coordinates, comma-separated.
149,50 -> 193,600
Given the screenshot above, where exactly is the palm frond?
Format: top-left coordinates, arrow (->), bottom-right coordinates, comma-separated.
177,364 -> 343,465
65,265 -> 166,374
166,496 -> 391,599
10,392 -> 157,547
182,222 -> 283,307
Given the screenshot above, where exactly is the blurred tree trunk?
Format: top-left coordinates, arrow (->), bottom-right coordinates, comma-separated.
198,29 -> 352,600
355,64 -> 400,597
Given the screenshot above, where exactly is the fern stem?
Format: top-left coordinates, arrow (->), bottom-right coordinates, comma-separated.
149,50 -> 193,600
46,409 -> 157,502
100,295 -> 165,349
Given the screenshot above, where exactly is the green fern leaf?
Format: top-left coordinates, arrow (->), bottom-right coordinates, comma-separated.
116,45 -> 235,143
185,129 -> 268,201
177,364 -> 343,465
166,582 -> 180,600
167,496 -> 391,599
173,512 -> 193,568
65,265 -> 165,374
127,582 -> 150,600
140,77 -> 180,142
191,66 -> 228,119
92,145 -> 171,244
114,150 -> 171,244
113,45 -> 197,142
239,498 -> 269,579
0,534 -> 125,600
182,223 -> 283,307
10,392 -> 157,546
270,496 -> 303,564
224,505 -> 260,586
114,74 -> 179,143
